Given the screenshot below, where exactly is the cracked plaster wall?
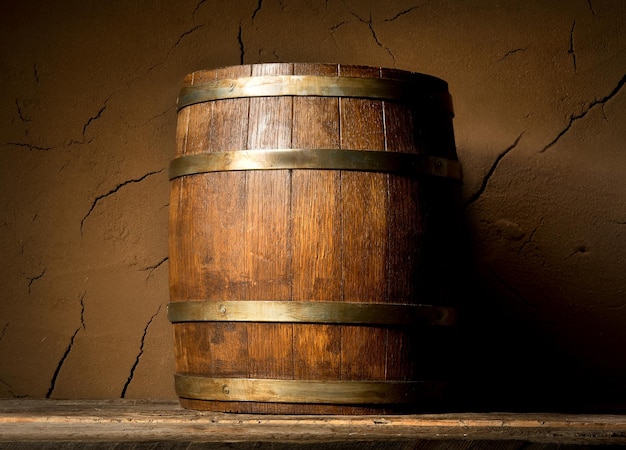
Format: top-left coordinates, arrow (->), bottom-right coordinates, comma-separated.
0,0 -> 624,411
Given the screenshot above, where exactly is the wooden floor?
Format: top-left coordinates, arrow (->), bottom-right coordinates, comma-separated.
1,399 -> 625,449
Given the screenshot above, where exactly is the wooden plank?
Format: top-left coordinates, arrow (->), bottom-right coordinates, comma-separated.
338,66 -> 388,398
172,66 -> 253,412
290,63 -> 343,415
243,63 -> 294,414
380,69 -> 424,386
0,400 -> 625,446
197,64 -> 250,387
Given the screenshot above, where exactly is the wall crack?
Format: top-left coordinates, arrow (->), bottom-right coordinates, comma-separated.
368,21 -> 396,63
330,21 -> 348,32
148,105 -> 176,123
518,218 -> 543,256
27,268 -> 46,294
15,99 -> 32,123
79,292 -> 86,330
496,47 -> 528,63
80,170 -> 163,235
568,21 -> 577,72
142,25 -> 204,77
45,291 -> 86,398
540,73 -> 626,153
6,142 -> 53,152
192,0 -> 208,20
252,0 -> 263,20
383,6 -> 421,22
121,304 -> 162,398
172,25 -> 205,51
1,379 -> 26,398
82,99 -> 109,137
238,21 -> 245,65
0,322 -> 8,342
587,0 -> 596,16
341,3 -> 396,63
143,257 -> 168,280
465,131 -> 526,207
46,327 -> 80,398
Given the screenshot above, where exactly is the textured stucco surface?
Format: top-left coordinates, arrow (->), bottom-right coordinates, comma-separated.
1,0 -> 625,411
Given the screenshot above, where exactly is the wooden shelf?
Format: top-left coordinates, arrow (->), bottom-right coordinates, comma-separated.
1,399 -> 625,448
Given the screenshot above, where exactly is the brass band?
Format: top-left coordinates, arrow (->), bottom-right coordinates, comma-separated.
175,375 -> 442,404
167,300 -> 457,327
177,75 -> 453,112
169,149 -> 462,180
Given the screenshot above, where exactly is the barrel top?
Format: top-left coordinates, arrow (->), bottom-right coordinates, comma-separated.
182,63 -> 449,91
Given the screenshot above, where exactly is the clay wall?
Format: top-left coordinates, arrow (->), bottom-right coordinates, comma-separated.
1,0 -> 625,411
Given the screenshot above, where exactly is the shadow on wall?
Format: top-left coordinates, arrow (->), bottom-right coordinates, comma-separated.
451,203 -> 626,414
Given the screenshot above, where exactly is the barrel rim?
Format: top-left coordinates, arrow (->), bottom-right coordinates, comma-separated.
183,62 -> 450,88
177,74 -> 453,112
174,375 -> 445,405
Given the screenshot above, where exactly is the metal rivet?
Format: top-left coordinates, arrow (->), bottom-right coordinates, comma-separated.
219,305 -> 227,314
222,385 -> 230,395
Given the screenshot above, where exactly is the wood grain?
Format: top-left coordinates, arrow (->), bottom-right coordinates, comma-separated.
243,63 -> 295,414
1,400 -> 625,447
172,65 -> 253,412
291,63 -> 343,414
337,66 -> 389,412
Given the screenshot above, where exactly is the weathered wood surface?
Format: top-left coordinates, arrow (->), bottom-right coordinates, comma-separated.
168,63 -> 463,414
1,399 -> 625,448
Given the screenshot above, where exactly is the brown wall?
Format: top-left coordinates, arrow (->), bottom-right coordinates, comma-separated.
1,0 -> 625,411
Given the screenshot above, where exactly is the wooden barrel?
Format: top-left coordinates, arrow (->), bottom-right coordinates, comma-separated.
168,63 -> 463,414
